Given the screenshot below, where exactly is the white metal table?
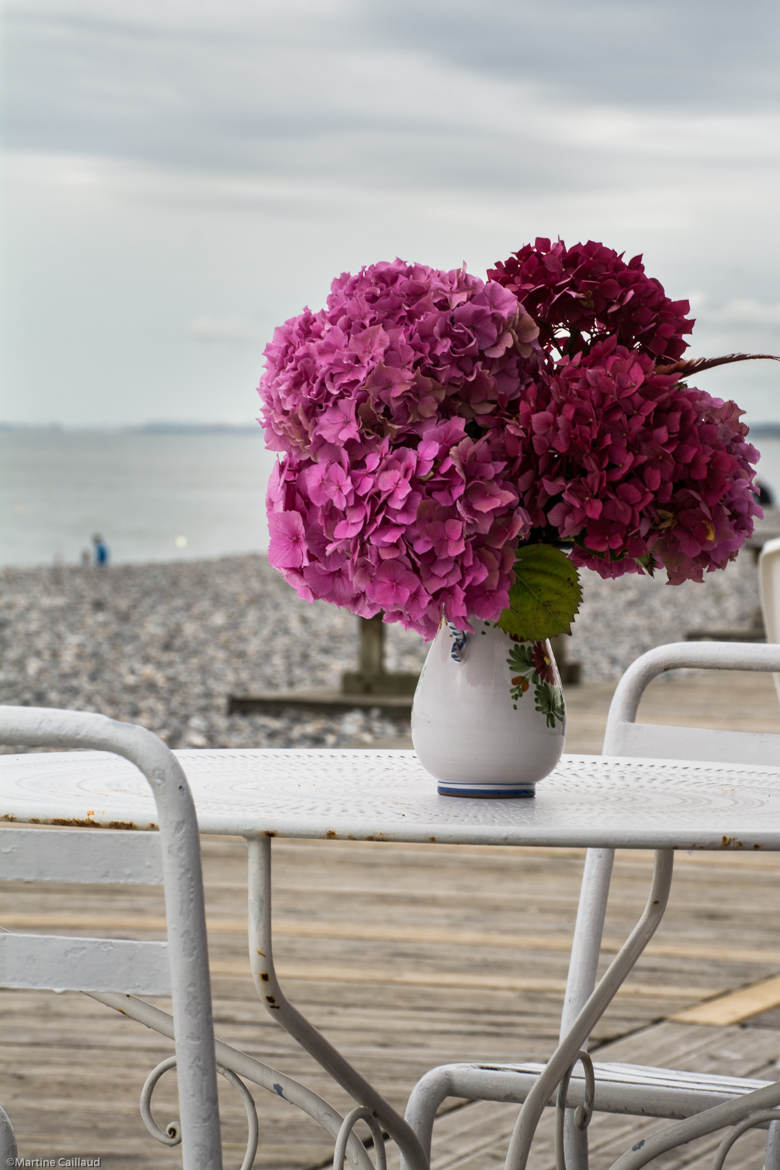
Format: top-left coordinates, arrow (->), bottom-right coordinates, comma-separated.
2,747 -> 779,847
1,746 -> 780,1168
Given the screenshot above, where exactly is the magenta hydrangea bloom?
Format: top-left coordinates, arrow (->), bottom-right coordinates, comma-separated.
509,337 -> 761,582
645,389 -> 761,583
488,237 -> 694,362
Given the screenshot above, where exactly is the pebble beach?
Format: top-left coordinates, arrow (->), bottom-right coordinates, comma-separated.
0,548 -> 765,755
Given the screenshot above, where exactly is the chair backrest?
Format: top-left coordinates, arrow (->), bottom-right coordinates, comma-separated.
561,641 -> 780,1036
602,641 -> 780,765
0,706 -> 223,1170
759,535 -> 780,702
0,826 -> 172,993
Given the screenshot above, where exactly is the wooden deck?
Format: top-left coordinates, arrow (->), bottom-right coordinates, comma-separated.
1,670 -> 779,1167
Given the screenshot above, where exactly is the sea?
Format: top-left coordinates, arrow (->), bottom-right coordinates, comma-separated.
2,425 -> 780,569
0,427 -> 278,568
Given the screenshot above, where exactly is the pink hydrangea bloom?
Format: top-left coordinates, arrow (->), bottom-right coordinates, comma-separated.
259,259 -> 540,460
259,259 -> 540,637
266,417 -> 531,639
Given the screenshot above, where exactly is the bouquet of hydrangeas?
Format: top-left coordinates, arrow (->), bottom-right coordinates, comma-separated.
258,238 -> 774,643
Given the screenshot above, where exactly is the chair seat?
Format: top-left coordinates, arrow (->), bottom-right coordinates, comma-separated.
423,1059 -> 773,1121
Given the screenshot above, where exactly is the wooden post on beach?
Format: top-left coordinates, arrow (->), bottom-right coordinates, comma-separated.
227,613 -> 419,714
340,615 -> 420,697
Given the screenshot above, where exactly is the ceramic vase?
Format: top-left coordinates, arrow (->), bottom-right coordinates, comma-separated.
411,619 -> 566,797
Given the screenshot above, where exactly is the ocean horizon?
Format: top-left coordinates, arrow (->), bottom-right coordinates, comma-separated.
0,426 -> 278,568
2,423 -> 780,570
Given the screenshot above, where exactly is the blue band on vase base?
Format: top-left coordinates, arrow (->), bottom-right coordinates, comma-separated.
437,782 -> 536,798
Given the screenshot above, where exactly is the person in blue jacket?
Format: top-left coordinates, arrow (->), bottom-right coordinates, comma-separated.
92,534 -> 109,566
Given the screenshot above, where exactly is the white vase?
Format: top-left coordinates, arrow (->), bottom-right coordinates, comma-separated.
411,619 -> 566,797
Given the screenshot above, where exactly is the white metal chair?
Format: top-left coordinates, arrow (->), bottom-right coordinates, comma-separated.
404,640 -> 780,1170
0,708 -> 395,1170
0,706 -> 224,1169
760,535 -> 780,700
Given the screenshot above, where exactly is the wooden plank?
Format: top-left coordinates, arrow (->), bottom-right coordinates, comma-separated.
671,973 -> 780,1026
207,959 -> 717,1002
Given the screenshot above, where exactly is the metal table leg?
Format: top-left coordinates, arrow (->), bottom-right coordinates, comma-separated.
503,849 -> 675,1170
247,834 -> 429,1170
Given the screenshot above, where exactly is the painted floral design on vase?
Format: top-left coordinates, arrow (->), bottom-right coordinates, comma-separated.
411,619 -> 565,797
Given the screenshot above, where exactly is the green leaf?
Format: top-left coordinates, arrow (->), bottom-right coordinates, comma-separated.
497,544 -> 582,642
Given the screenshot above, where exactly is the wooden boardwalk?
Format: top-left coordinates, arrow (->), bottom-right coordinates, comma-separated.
1,669 -> 779,1168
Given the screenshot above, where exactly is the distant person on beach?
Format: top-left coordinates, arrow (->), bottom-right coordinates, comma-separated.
92,533 -> 109,566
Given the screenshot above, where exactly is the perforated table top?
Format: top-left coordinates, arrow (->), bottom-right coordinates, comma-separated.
1,749 -> 779,850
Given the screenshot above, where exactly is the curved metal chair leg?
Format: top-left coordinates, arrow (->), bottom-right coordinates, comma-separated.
608,1085 -> 780,1169
91,991 -> 376,1170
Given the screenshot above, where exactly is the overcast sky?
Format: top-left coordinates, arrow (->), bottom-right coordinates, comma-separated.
2,0 -> 779,428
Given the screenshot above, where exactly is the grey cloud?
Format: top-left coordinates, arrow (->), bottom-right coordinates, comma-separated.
4,7 -> 462,174
352,0 -> 780,113
7,0 -> 778,191
3,2 -> 778,431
